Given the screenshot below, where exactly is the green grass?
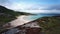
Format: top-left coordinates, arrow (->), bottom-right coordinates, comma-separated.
37,16 -> 60,34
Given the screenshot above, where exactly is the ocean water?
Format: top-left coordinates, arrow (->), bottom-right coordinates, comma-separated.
27,14 -> 55,21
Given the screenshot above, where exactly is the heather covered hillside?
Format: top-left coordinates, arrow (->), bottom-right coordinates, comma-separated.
36,16 -> 60,34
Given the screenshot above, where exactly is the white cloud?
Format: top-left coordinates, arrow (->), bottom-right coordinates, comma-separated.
0,0 -> 60,14
20,10 -> 60,14
4,3 -> 34,10
5,3 -> 49,11
4,3 -> 60,14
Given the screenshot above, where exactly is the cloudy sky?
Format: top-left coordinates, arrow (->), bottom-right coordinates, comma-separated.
0,0 -> 60,14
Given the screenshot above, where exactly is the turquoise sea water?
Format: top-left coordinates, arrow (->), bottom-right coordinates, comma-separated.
27,14 -> 55,21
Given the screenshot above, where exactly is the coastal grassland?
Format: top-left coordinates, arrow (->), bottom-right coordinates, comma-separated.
37,16 -> 60,34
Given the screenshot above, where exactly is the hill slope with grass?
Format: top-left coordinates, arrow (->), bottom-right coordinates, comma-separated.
0,5 -> 32,26
36,16 -> 60,34
0,5 -> 32,33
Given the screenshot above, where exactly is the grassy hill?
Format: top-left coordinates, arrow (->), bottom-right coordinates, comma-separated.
0,5 -> 32,26
36,16 -> 60,34
0,5 -> 33,33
